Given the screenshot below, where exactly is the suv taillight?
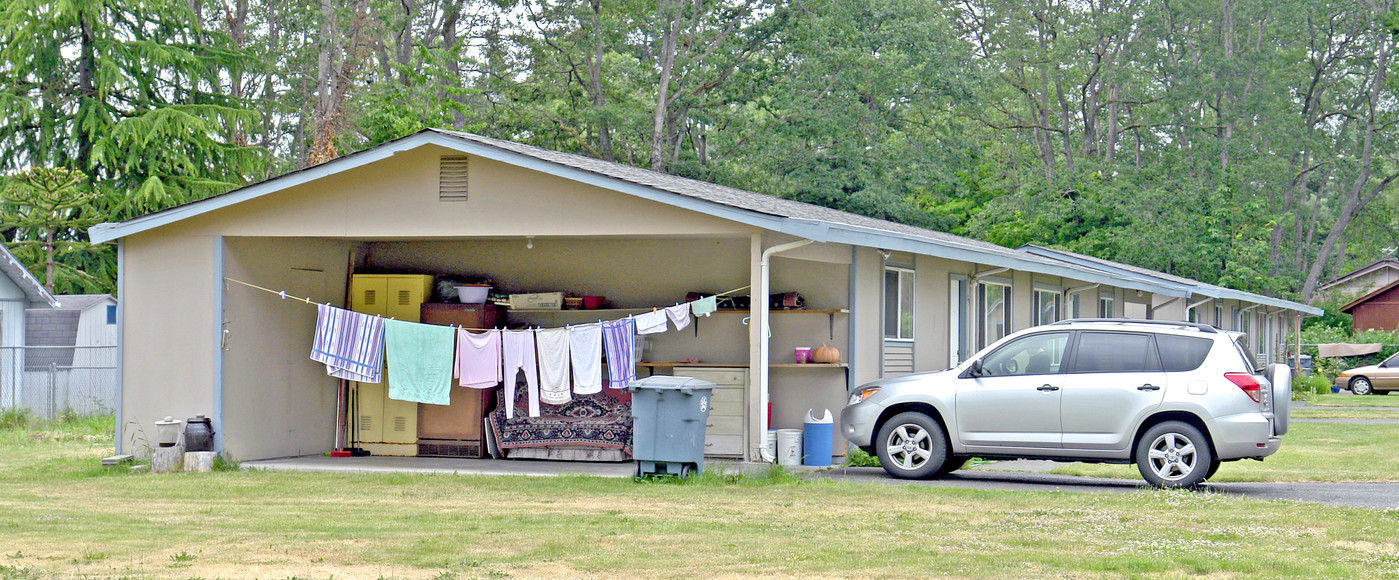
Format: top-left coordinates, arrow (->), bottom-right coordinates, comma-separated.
1225,372 -> 1261,403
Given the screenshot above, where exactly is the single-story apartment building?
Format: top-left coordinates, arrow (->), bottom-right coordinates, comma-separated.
90,129 -> 1320,462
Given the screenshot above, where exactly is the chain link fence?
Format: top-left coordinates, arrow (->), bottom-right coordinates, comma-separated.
0,346 -> 117,418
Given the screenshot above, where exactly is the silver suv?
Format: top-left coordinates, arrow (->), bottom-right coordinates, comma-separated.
839,319 -> 1291,487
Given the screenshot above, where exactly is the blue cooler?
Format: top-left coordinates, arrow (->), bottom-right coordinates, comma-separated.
802,408 -> 834,466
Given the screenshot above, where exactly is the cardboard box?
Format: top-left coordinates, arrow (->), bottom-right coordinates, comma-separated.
508,292 -> 564,310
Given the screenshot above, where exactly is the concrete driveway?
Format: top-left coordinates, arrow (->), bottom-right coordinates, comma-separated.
815,464 -> 1399,510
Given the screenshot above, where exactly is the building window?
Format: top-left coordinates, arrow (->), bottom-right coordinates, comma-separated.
1187,306 -> 1197,323
106,304 -> 117,325
1066,291 -> 1081,320
884,267 -> 914,340
978,281 -> 1011,348
1098,296 -> 1114,318
1215,305 -> 1223,328
1033,289 -> 1060,326
1232,306 -> 1242,332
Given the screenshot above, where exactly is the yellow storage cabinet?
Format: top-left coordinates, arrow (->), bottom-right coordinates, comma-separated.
350,274 -> 434,456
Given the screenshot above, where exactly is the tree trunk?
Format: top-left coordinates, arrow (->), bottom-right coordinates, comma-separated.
649,0 -> 682,172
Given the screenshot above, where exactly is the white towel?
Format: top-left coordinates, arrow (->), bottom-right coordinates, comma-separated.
456,329 -> 502,389
502,330 -> 541,418
568,323 -> 603,395
635,309 -> 667,334
535,328 -> 572,405
665,302 -> 692,331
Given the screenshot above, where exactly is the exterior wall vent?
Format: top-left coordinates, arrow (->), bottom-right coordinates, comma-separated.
439,155 -> 469,201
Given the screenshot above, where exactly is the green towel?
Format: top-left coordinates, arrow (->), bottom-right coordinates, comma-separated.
384,319 -> 456,406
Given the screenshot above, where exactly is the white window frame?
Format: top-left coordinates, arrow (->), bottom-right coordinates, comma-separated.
1033,286 -> 1060,327
977,279 -> 1012,349
1098,295 -> 1115,318
949,275 -> 969,365
884,267 -> 915,341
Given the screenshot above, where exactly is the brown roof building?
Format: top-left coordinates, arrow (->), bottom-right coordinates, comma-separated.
1340,279 -> 1399,332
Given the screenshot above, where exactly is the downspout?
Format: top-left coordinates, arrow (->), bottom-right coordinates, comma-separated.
1062,283 -> 1098,319
1148,296 -> 1182,318
756,238 -> 814,463
114,240 -> 124,454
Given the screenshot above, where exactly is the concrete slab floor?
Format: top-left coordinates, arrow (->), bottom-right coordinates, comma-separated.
242,455 -> 820,478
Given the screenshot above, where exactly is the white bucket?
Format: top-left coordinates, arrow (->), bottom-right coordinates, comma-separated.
765,429 -> 777,459
455,285 -> 490,303
776,429 -> 803,466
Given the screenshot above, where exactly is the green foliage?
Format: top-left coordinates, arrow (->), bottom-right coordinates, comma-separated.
843,446 -> 881,468
1,167 -> 110,293
0,408 -> 32,431
1294,374 -> 1332,399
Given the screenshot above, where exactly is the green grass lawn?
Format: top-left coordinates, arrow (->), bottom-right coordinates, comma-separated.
1293,406 -> 1399,419
1306,393 -> 1399,407
3,415 -> 1399,579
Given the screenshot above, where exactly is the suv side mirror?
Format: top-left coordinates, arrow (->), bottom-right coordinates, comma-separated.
968,359 -> 983,377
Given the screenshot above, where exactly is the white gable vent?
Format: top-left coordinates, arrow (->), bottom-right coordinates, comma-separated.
439,155 -> 469,201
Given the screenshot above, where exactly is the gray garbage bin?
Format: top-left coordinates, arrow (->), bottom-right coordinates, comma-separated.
627,375 -> 715,478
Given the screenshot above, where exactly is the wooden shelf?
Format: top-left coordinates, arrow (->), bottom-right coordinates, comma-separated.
710,309 -> 849,315
638,362 -> 847,368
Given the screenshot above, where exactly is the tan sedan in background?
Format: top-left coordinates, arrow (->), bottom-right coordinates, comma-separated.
1335,352 -> 1399,395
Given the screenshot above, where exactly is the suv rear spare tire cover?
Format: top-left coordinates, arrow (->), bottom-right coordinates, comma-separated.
1269,363 -> 1291,436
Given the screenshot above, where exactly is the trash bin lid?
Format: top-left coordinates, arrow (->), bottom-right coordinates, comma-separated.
628,376 -> 716,390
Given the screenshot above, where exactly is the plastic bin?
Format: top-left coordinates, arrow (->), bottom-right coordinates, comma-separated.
627,375 -> 715,478
802,409 -> 833,466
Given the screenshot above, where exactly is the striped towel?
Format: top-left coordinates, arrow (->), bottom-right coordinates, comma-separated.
602,318 -> 635,389
310,304 -> 384,383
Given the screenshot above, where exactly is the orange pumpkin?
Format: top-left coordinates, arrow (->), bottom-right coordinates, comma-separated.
812,344 -> 840,364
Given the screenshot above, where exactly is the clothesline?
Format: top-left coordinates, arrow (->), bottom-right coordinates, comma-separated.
223,276 -> 750,332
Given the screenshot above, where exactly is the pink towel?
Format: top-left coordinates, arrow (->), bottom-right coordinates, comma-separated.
456,329 -> 502,389
502,330 -> 541,418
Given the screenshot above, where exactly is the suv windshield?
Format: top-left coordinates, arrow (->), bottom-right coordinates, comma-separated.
1232,335 -> 1259,373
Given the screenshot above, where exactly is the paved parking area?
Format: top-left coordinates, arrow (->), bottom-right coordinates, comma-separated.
245,455 -> 1399,509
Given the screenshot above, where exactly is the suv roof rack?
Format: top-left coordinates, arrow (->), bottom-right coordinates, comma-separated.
1050,318 -> 1219,333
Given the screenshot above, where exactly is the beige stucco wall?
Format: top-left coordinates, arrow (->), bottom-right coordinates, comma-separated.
222,237 -> 352,460
119,232 -> 216,456
173,146 -> 754,240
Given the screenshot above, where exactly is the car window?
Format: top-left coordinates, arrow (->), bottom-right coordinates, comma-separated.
1232,335 -> 1259,373
1383,352 -> 1399,368
978,332 -> 1070,377
1156,334 -> 1214,372
1073,332 -> 1160,373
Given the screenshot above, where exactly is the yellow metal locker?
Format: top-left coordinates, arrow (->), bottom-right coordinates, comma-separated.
349,274 -> 434,456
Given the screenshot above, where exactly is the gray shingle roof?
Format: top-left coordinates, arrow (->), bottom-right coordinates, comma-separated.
0,244 -> 58,308
24,309 -> 80,368
52,294 -> 114,312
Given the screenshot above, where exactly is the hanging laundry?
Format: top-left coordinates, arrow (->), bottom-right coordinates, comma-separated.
691,294 -> 718,317
602,318 -> 636,389
456,329 -> 502,389
634,309 -> 667,335
665,302 -> 692,331
384,320 -> 455,406
502,330 -> 542,418
535,328 -> 572,405
568,323 -> 603,395
310,304 -> 384,383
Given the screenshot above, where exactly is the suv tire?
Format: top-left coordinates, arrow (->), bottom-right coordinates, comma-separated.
1136,421 -> 1214,488
876,412 -> 948,479
1351,377 -> 1374,396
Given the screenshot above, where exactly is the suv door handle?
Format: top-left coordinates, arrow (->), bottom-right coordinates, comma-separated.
1037,385 -> 1059,392
1138,384 -> 1161,392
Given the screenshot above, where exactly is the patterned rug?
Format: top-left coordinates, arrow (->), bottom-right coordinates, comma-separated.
489,394 -> 633,454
